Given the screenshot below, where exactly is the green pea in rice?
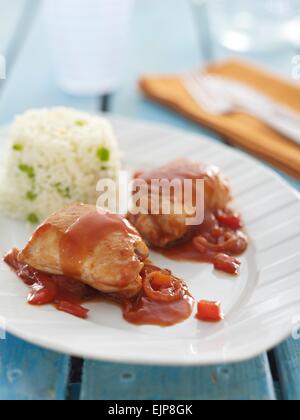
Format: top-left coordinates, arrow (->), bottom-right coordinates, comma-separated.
0,107 -> 120,222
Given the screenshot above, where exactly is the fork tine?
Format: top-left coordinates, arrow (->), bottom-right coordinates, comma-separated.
183,72 -> 234,115
183,73 -> 226,114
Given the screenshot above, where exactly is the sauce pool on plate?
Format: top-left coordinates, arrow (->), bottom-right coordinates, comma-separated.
4,249 -> 194,326
160,209 -> 248,276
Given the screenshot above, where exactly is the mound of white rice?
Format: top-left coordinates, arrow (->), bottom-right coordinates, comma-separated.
0,107 -> 120,223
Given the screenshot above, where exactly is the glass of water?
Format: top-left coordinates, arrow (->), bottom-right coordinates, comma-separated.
43,0 -> 134,95
191,0 -> 300,56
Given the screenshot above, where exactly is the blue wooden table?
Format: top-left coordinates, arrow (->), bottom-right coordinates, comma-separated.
0,0 -> 300,401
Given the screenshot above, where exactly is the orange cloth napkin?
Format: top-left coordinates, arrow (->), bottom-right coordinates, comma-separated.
139,59 -> 300,180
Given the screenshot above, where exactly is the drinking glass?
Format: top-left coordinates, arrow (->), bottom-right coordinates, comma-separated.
190,0 -> 300,56
43,0 -> 134,95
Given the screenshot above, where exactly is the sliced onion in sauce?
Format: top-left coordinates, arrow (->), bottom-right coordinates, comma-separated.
143,271 -> 185,303
193,230 -> 247,255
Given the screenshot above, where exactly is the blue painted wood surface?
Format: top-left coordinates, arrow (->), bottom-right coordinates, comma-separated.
0,0 -> 300,400
80,356 -> 276,401
0,334 -> 70,400
274,338 -> 300,400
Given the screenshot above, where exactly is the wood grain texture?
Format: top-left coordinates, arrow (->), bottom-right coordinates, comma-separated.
274,338 -> 300,401
0,334 -> 70,400
80,355 -> 276,400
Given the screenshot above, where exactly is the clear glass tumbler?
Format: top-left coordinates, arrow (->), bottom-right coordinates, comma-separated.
43,0 -> 134,96
191,0 -> 300,55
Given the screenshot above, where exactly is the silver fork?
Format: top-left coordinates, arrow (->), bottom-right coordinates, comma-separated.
183,72 -> 300,145
183,72 -> 233,115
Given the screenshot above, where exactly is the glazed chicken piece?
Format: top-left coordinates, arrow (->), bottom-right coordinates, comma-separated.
18,204 -> 149,297
128,159 -> 231,248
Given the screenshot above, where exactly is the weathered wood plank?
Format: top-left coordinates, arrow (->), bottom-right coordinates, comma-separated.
274,338 -> 300,401
0,334 -> 70,400
80,355 -> 276,400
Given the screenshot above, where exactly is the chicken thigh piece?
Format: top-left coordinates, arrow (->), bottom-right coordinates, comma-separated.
128,159 -> 231,248
18,204 -> 149,297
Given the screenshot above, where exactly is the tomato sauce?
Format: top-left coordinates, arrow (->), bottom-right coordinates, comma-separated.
60,209 -> 139,279
133,160 -> 248,276
137,159 -> 218,186
134,160 -> 213,209
159,209 -> 248,275
4,248 -> 96,318
4,205 -> 237,325
122,265 -> 194,326
4,249 -> 194,326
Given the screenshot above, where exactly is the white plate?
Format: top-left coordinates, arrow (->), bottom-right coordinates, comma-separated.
0,116 -> 300,366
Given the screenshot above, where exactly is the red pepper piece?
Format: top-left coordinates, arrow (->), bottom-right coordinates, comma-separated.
196,300 -> 224,322
216,210 -> 242,230
214,253 -> 241,275
27,274 -> 58,305
56,301 -> 89,319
